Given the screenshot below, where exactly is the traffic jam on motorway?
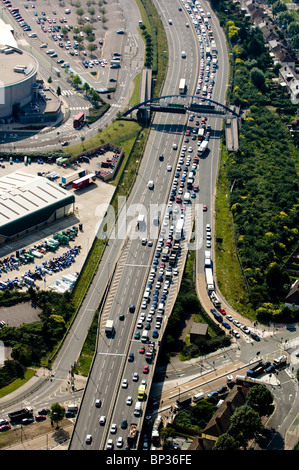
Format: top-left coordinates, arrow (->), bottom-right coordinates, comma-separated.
96,1 -> 219,450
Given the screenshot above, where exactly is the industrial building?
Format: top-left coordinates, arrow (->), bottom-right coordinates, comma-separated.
0,171 -> 75,245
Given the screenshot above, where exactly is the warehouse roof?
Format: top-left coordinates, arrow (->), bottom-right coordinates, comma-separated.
0,171 -> 75,237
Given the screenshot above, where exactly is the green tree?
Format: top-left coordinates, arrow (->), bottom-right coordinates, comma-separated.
251,67 -> 266,90
49,402 -> 65,428
228,405 -> 264,449
214,433 -> 240,450
246,384 -> 275,417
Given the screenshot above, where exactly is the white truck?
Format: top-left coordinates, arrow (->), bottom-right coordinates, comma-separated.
205,267 -> 214,291
137,214 -> 146,230
105,320 -> 115,336
197,140 -> 209,156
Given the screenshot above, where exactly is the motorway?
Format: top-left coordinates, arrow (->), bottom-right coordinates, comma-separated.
68,0 -> 229,450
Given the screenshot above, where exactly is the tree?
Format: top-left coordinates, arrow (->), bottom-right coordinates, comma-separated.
251,67 -> 266,90
246,384 -> 275,417
214,433 -> 240,450
49,402 -> 65,428
228,404 -> 264,449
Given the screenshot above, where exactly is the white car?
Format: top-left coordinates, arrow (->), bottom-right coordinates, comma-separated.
117,436 -> 123,448
167,165 -> 172,171
206,224 -> 211,231
110,423 -> 117,434
126,396 -> 133,405
107,439 -> 114,450
188,147 -> 193,152
122,379 -> 128,388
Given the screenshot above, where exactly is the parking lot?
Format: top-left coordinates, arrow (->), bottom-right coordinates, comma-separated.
0,155 -> 115,293
13,0 -> 126,87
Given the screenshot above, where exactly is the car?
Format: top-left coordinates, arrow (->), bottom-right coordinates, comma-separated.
38,408 -> 50,415
145,322 -> 151,330
206,223 -> 211,231
222,322 -> 231,329
148,240 -> 153,247
251,333 -> 260,341
207,390 -> 218,397
119,313 -> 124,321
110,423 -> 117,434
233,319 -> 241,327
86,434 -> 92,444
95,399 -> 102,407
232,330 -> 240,339
107,439 -> 114,449
242,325 -> 250,334
117,436 -> 123,448
128,352 -> 134,362
143,365 -> 149,374
152,329 -> 159,338
134,331 -> 140,339
159,153 -> 164,161
133,372 -> 139,381
99,415 -> 106,425
129,304 -> 135,313
219,308 -> 226,315
122,379 -> 128,388
167,165 -> 172,171
139,346 -> 145,354
188,147 -> 193,152
137,321 -> 143,329
35,415 -> 47,422
217,386 -> 228,394
126,396 -> 133,405
206,241 -> 211,248
194,185 -> 199,192
226,315 -> 233,321
141,238 -> 147,245
121,419 -> 127,429
22,417 -> 34,424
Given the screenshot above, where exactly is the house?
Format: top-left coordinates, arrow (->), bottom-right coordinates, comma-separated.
285,280 -> 299,308
190,323 -> 208,343
188,384 -> 250,450
279,65 -> 299,104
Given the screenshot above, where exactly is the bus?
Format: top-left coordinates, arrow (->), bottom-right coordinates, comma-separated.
73,112 -> 85,129
179,78 -> 186,94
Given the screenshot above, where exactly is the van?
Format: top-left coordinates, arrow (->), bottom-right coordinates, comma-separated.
192,392 -> 204,402
141,330 -> 149,343
157,303 -> 164,315
143,291 -> 150,303
134,401 -> 142,416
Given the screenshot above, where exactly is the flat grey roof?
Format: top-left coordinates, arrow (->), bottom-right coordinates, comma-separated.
0,171 -> 74,227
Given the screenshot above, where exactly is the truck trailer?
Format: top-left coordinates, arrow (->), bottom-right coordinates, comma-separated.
72,173 -> 95,190
61,169 -> 86,185
205,267 -> 214,291
8,407 -> 33,424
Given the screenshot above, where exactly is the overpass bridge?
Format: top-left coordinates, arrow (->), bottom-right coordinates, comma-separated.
123,93 -> 241,151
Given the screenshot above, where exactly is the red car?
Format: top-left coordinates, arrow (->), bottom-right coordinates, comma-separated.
203,204 -> 207,211
143,365 -> 149,374
139,346 -> 145,354
185,130 -> 190,136
219,308 -> 226,315
194,185 -> 199,192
